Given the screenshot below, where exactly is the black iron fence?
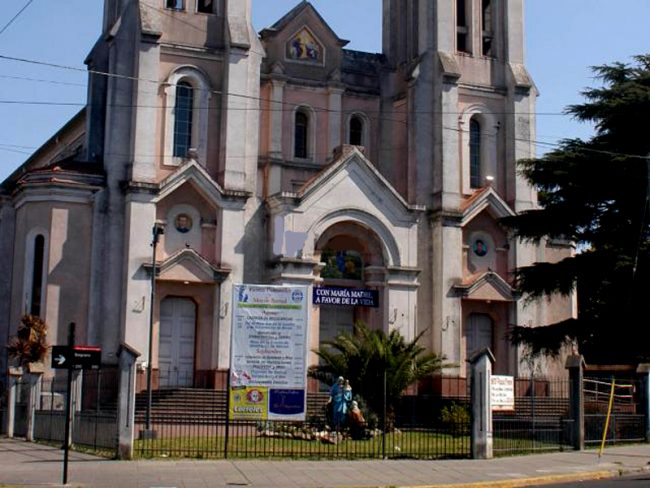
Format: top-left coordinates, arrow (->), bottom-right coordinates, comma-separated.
3,370 -> 646,459
493,377 -> 574,455
135,390 -> 471,460
33,370 -> 119,454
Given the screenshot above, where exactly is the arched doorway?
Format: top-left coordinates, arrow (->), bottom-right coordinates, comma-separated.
159,297 -> 197,387
315,222 -> 386,345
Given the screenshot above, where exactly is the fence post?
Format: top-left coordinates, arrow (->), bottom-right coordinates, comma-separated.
565,355 -> 585,450
5,367 -> 22,438
25,364 -> 44,441
117,343 -> 141,460
636,363 -> 650,442
469,348 -> 494,459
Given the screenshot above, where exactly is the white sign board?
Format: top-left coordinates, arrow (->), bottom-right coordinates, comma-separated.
229,284 -> 309,421
491,375 -> 515,412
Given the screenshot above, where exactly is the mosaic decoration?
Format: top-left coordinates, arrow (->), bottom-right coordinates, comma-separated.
175,213 -> 193,234
286,28 -> 323,64
472,239 -> 488,257
321,250 -> 363,280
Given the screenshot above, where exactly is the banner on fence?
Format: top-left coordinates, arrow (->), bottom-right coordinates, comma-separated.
491,375 -> 515,411
230,284 -> 309,421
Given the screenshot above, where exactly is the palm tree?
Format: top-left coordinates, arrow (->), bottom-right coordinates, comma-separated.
310,322 -> 449,425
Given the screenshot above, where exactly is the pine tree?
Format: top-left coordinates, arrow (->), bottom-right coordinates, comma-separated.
502,55 -> 650,364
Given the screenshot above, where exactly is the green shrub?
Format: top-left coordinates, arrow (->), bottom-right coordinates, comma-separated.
440,402 -> 470,437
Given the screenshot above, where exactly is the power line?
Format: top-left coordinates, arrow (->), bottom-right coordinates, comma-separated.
0,0 -> 34,37
0,53 -> 571,118
1,56 -> 646,162
0,97 -> 567,116
0,74 -> 86,87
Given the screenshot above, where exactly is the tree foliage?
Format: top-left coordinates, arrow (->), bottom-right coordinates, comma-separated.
502,55 -> 650,363
6,315 -> 49,367
309,322 -> 449,422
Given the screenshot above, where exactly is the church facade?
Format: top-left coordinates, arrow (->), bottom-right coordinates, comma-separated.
0,0 -> 574,390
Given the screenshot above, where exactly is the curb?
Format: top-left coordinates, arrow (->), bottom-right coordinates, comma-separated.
395,466 -> 650,488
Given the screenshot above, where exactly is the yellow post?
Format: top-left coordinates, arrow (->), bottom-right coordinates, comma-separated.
598,379 -> 616,458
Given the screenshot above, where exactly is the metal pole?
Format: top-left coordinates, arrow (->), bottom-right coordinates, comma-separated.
62,322 -> 75,486
382,367 -> 387,459
224,369 -> 231,459
144,225 -> 162,437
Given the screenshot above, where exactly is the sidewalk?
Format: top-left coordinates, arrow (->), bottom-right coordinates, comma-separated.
1,438 -> 649,488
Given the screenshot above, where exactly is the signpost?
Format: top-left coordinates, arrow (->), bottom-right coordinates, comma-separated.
51,323 -> 102,484
51,345 -> 101,370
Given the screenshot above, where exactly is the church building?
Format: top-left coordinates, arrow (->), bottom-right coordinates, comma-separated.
0,0 -> 575,391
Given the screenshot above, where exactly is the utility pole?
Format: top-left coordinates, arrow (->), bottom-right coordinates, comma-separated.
142,224 -> 163,439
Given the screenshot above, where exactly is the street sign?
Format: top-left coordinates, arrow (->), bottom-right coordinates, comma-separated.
51,345 -> 70,369
72,346 -> 101,370
51,345 -> 101,370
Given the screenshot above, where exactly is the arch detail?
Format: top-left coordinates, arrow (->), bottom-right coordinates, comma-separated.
459,104 -> 499,194
306,209 -> 401,268
163,65 -> 213,167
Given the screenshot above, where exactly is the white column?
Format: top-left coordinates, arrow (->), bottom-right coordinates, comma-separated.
432,217 -> 463,374
216,205 -> 246,370
328,87 -> 344,157
117,343 -> 140,459
131,41 -> 161,182
270,80 -> 285,159
470,348 -> 494,459
121,194 -> 157,357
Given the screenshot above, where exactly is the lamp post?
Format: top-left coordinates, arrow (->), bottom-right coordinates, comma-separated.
142,223 -> 164,439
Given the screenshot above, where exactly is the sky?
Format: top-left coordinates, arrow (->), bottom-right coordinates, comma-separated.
0,0 -> 649,183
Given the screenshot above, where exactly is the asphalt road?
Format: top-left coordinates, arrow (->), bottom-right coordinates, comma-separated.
528,474 -> 650,487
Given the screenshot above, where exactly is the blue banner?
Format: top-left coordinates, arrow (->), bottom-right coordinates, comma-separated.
312,287 -> 379,308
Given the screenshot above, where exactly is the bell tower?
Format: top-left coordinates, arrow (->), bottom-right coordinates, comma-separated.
380,0 -> 553,377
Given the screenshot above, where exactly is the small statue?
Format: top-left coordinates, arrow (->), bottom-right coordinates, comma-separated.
348,400 -> 366,440
329,376 -> 352,430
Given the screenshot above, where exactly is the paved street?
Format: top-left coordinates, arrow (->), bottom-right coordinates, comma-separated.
1,438 -> 650,488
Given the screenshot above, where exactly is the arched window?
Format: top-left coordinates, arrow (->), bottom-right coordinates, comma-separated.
173,81 -> 194,158
482,0 -> 494,56
469,118 -> 481,188
29,234 -> 45,317
197,0 -> 214,14
294,109 -> 309,159
456,0 -> 469,53
164,66 -> 211,166
349,115 -> 364,146
166,0 -> 184,10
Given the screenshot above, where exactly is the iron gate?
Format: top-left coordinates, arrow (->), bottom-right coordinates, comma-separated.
584,376 -> 646,446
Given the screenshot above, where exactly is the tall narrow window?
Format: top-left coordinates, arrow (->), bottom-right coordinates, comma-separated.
30,235 -> 45,317
294,110 -> 309,159
482,0 -> 494,56
173,81 -> 194,158
456,0 -> 469,53
197,0 -> 214,13
469,118 -> 481,188
166,0 -> 184,10
349,115 -> 364,146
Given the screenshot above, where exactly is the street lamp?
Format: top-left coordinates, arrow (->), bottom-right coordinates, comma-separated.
142,223 -> 164,439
